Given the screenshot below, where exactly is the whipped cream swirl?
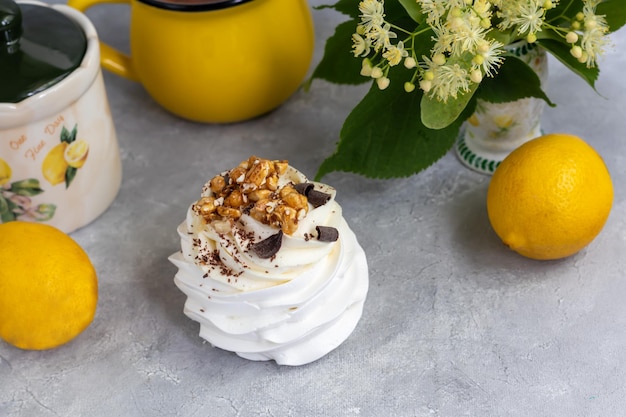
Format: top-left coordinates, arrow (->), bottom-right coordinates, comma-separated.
169,163 -> 368,366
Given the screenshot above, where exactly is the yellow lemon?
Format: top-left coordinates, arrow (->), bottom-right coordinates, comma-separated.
487,133 -> 613,260
42,142 -> 69,185
64,139 -> 90,168
0,158 -> 11,185
0,221 -> 98,350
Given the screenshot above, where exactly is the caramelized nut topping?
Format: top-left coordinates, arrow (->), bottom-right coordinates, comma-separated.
217,206 -> 242,219
209,176 -> 226,194
193,156 -> 310,235
224,189 -> 244,208
245,159 -> 272,187
248,189 -> 272,202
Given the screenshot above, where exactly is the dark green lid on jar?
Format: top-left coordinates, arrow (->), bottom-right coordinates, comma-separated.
0,0 -> 21,53
0,0 -> 87,103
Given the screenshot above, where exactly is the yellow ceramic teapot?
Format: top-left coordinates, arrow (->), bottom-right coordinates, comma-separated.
67,0 -> 315,123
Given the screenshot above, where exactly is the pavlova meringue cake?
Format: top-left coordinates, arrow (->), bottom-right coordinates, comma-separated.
169,156 -> 369,366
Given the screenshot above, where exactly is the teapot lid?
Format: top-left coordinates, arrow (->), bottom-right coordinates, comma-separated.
138,0 -> 254,12
0,0 -> 87,103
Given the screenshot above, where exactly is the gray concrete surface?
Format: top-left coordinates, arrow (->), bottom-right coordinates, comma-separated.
2,1 -> 626,416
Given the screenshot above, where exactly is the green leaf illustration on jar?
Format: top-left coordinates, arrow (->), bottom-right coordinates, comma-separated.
0,162 -> 57,223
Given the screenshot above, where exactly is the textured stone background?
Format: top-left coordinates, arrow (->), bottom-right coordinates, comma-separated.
2,1 -> 626,416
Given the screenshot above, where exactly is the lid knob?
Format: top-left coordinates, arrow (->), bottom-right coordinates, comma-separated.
0,0 -> 22,52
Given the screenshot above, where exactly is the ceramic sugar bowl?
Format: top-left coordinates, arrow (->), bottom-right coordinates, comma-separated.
0,0 -> 122,233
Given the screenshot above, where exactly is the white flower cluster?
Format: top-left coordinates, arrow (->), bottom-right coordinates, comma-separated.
352,0 -> 610,102
563,1 -> 610,68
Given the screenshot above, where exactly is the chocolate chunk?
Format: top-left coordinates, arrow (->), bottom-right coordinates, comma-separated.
307,189 -> 331,208
251,230 -> 283,259
294,183 -> 331,208
316,226 -> 339,242
294,182 -> 314,196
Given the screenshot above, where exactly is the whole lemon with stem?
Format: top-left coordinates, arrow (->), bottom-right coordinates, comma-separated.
487,133 -> 613,260
0,221 -> 98,350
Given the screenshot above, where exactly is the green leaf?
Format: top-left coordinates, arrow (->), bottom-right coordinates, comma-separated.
597,0 -> 626,32
315,78 -> 469,180
537,38 -> 599,89
421,84 -> 478,130
35,204 -> 56,221
65,166 -> 77,188
383,0 -> 423,28
69,124 -> 78,143
546,0 -> 583,22
60,124 -> 78,143
60,126 -> 71,143
398,0 -> 424,24
9,178 -> 44,196
306,19 -> 367,88
314,0 -> 359,19
0,195 -> 16,223
409,24 -> 436,59
477,56 -> 555,106
486,28 -> 514,46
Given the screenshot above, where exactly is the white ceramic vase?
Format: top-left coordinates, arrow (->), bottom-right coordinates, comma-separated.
455,41 -> 549,174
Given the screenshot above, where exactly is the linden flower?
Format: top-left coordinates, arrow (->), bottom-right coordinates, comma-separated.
580,27 -> 609,67
419,0 -> 447,25
579,2 -> 610,67
475,39 -> 505,77
376,77 -> 390,90
509,1 -> 545,36
430,63 -> 471,102
358,0 -> 385,33
352,33 -> 371,57
360,58 -> 374,76
473,0 -> 492,18
383,41 -> 408,66
404,56 -> 417,69
420,54 -> 471,102
449,15 -> 489,56
368,22 -> 397,51
350,0 -> 614,100
431,21 -> 457,56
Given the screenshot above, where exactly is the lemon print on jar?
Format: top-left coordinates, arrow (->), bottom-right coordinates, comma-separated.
42,142 -> 69,186
64,139 -> 89,168
0,158 -> 11,185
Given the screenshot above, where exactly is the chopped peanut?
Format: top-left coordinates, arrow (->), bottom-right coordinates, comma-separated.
224,189 -> 244,208
248,189 -> 273,202
217,206 -> 241,219
209,176 -> 226,194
